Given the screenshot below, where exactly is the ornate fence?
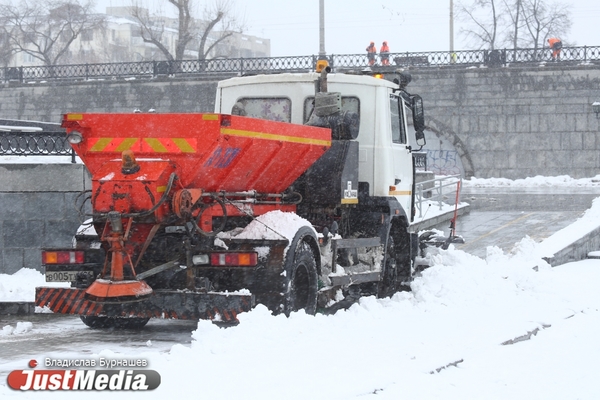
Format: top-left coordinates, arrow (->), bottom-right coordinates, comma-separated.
3,45 -> 600,83
0,131 -> 75,162
2,45 -> 599,161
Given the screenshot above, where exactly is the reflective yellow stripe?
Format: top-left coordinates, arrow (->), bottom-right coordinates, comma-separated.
156,186 -> 167,193
66,114 -> 83,121
389,190 -> 412,196
221,128 -> 331,147
171,138 -> 195,153
202,114 -> 219,120
90,138 -> 112,152
115,138 -> 139,152
341,198 -> 359,204
144,138 -> 168,152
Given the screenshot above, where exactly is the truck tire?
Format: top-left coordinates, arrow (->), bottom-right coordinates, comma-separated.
378,236 -> 398,298
80,316 -> 150,330
283,229 -> 319,316
378,222 -> 412,298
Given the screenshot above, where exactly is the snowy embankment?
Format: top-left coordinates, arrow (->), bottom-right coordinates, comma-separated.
2,175 -> 600,398
464,174 -> 600,188
0,269 -> 67,302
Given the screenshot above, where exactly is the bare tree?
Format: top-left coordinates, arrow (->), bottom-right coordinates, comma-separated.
501,0 -> 523,49
458,0 -> 503,49
196,0 -> 244,61
129,0 -> 243,62
129,0 -> 194,62
0,29 -> 14,67
459,0 -> 571,52
0,0 -> 105,66
520,0 -> 571,51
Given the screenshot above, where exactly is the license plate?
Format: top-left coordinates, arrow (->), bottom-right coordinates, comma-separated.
45,271 -> 93,282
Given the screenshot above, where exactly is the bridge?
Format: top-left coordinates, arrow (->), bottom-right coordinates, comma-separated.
2,45 -> 600,82
2,47 -> 600,179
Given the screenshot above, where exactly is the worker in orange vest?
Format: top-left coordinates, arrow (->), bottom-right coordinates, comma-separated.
548,37 -> 562,61
366,41 -> 376,66
380,41 -> 390,65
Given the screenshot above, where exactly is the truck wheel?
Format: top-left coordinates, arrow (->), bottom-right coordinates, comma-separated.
80,316 -> 150,330
379,224 -> 412,298
378,236 -> 398,298
284,241 -> 318,316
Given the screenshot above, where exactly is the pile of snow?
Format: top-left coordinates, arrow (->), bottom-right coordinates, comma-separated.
539,196 -> 600,257
130,250 -> 600,398
2,176 -> 600,398
217,210 -> 314,241
3,233 -> 600,398
464,174 -> 600,187
0,268 -> 68,302
1,322 -> 33,336
0,156 -> 81,164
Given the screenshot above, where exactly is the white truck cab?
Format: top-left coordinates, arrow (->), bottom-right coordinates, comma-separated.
215,71 -> 425,221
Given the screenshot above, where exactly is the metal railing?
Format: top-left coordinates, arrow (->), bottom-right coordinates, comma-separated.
413,152 -> 428,171
414,175 -> 462,219
0,131 -> 76,162
3,45 -> 600,83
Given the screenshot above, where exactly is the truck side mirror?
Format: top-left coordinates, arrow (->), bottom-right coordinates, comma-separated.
415,130 -> 426,147
411,95 -> 426,147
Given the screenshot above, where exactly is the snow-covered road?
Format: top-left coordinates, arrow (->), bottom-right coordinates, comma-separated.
2,175 -> 600,399
3,252 -> 600,399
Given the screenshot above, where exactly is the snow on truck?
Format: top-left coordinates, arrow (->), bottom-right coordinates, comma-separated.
35,62 -> 431,328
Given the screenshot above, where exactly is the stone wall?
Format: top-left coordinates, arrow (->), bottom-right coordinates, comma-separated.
0,77 -> 220,120
408,64 -> 600,179
2,66 -> 599,179
0,164 -> 90,274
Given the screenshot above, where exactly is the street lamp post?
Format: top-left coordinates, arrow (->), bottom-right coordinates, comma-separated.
450,0 -> 454,53
319,0 -> 326,59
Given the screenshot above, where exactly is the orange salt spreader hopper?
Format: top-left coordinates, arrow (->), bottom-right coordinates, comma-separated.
62,112 -> 331,300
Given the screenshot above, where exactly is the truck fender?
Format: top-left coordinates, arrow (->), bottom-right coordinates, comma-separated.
284,226 -> 321,276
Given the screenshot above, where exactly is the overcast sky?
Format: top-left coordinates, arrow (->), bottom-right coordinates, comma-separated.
96,0 -> 600,57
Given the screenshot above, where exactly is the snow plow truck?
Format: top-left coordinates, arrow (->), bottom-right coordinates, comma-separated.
35,61 -> 429,328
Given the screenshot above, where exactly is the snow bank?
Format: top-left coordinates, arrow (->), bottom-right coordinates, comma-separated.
217,210 -> 314,241
138,248 -> 600,399
463,174 -> 600,187
538,196 -> 600,257
0,322 -> 33,336
0,269 -> 68,302
3,176 -> 600,399
3,242 -> 600,399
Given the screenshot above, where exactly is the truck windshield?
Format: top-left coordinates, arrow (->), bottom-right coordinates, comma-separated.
390,95 -> 406,144
231,98 -> 291,122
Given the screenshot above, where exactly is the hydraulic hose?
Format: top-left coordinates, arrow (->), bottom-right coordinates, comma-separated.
90,173 -> 178,219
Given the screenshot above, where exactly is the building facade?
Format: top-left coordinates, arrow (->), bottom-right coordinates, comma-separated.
8,6 -> 270,66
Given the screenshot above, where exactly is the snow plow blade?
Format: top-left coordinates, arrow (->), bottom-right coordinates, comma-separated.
35,287 -> 254,322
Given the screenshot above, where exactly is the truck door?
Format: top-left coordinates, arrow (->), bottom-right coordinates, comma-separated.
389,93 -> 413,214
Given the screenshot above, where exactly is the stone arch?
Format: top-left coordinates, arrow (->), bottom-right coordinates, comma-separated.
423,119 -> 475,178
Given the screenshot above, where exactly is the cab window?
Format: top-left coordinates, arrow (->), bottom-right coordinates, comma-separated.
231,97 -> 291,122
390,95 -> 406,144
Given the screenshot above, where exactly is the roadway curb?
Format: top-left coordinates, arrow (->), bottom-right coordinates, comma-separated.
410,204 -> 470,232
543,225 -> 600,267
0,302 -> 35,316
